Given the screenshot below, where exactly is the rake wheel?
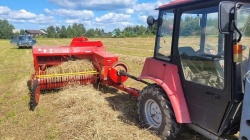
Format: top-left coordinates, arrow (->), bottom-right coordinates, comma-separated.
30,79 -> 40,111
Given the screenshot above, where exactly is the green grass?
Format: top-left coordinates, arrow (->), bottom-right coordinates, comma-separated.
6,111 -> 16,119
46,127 -> 58,140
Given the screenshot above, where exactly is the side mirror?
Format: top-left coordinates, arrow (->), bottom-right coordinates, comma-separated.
219,1 -> 235,34
147,15 -> 156,26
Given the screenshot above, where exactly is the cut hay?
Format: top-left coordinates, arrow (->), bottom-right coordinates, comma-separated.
46,59 -> 95,74
42,59 -> 96,83
52,85 -> 160,140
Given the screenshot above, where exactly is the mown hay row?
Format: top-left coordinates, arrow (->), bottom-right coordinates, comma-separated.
53,85 -> 160,140
46,59 -> 95,74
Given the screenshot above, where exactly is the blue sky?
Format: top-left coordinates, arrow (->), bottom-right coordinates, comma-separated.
0,0 -> 171,32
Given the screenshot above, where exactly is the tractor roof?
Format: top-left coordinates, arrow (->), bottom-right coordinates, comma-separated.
158,0 -> 202,10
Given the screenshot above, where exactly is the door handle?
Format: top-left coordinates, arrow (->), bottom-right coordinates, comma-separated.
205,92 -> 220,99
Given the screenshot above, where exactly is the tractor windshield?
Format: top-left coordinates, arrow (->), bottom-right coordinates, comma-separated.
154,11 -> 174,61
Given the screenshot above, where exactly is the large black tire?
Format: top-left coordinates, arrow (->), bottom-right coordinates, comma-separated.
29,80 -> 40,111
138,84 -> 181,140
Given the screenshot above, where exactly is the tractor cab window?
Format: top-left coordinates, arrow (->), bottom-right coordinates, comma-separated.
155,11 -> 174,61
178,6 -> 225,89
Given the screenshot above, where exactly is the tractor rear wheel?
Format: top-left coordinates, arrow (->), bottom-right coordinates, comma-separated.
30,79 -> 40,111
138,84 -> 181,140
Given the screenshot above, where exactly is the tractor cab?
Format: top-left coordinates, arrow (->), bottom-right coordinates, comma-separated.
139,0 -> 250,139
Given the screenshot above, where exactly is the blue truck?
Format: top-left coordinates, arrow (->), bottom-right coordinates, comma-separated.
10,35 -> 36,48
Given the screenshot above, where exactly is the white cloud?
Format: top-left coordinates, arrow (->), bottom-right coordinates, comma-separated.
48,0 -> 137,10
65,19 -> 81,24
28,14 -> 55,24
82,20 -> 92,27
44,8 -> 94,19
9,9 -> 36,19
44,8 -> 95,26
138,15 -> 147,23
0,6 -> 55,26
131,0 -> 171,25
95,13 -> 131,23
120,22 -> 134,27
7,19 -> 26,23
133,3 -> 158,16
93,13 -> 133,32
0,6 -> 10,15
44,8 -> 50,13
125,9 -> 134,14
158,0 -> 172,5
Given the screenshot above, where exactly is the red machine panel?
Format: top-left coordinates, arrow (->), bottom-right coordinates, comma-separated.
70,36 -> 103,47
93,52 -> 118,66
32,46 -> 106,56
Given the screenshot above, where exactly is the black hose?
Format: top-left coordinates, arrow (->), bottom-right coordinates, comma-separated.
119,70 -> 150,85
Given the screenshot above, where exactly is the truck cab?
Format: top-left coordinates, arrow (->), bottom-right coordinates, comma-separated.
138,0 -> 250,139
11,35 -> 36,48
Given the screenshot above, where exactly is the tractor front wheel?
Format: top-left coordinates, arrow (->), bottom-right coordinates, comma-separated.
138,84 -> 181,140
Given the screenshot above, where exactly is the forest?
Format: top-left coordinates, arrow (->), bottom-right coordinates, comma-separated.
0,19 -> 156,39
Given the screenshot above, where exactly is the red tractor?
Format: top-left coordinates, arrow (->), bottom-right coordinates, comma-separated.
136,0 -> 250,139
30,0 -> 250,139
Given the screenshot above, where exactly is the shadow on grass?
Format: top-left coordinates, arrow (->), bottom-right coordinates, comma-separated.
27,80 -> 32,93
10,46 -> 32,49
95,83 -> 139,124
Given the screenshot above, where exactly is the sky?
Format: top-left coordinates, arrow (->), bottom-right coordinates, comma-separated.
0,0 -> 171,32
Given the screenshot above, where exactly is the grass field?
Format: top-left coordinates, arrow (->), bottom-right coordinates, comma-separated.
0,37 -> 213,140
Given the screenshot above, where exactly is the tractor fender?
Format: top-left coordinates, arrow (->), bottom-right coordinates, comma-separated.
138,58 -> 191,123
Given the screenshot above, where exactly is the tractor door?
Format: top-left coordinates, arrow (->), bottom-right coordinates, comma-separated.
175,5 -> 231,134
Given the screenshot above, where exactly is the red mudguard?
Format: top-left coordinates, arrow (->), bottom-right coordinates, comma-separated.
139,57 -> 191,123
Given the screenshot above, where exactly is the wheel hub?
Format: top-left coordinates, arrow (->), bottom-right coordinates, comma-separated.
145,99 -> 162,128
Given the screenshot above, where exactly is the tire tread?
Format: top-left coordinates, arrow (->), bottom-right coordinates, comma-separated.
138,84 -> 181,140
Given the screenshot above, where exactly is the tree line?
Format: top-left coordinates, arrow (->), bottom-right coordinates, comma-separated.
1,18 -> 250,39
44,24 -> 156,38
0,19 -> 156,39
0,19 -> 15,39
